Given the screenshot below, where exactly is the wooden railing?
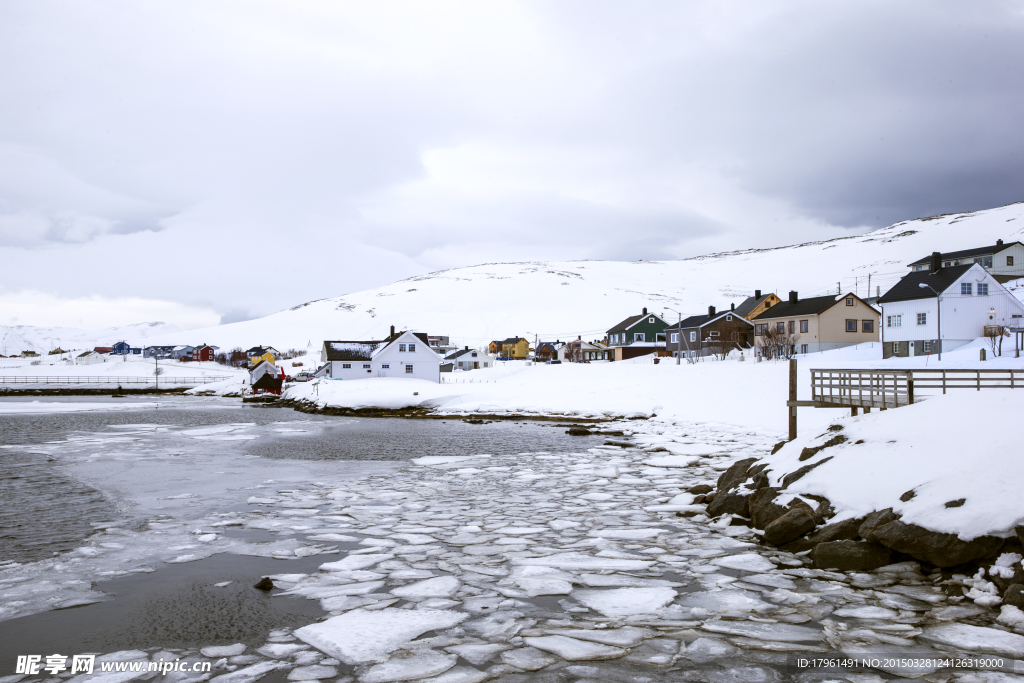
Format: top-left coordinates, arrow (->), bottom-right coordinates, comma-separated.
810,368 -> 1023,409
0,376 -> 231,385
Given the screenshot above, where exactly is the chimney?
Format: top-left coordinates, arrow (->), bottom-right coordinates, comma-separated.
789,291 -> 798,304
755,289 -> 761,299
642,307 -> 647,315
708,305 -> 716,316
997,239 -> 1004,246
577,335 -> 581,340
730,303 -> 735,312
390,325 -> 395,338
931,251 -> 941,273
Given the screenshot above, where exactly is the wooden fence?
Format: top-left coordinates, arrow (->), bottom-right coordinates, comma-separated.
0,376 -> 231,385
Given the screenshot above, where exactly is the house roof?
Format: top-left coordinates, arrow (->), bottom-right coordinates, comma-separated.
607,312 -> 667,334
750,294 -> 847,320
877,264 -> 975,303
666,311 -> 754,330
908,242 -> 1021,266
323,340 -> 380,361
77,351 -> 96,358
94,347 -> 113,353
733,293 -> 774,317
444,348 -> 478,360
252,373 -> 283,390
502,337 -> 524,345
246,346 -> 268,355
377,331 -> 432,355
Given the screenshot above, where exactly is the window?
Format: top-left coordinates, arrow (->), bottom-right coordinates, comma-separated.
634,333 -> 645,342
943,261 -> 952,268
846,298 -> 854,306
976,256 -> 992,268
709,330 -> 719,337
777,322 -> 785,334
862,320 -> 873,332
342,363 -> 351,369
800,320 -> 808,333
649,317 -> 654,324
408,343 -> 416,352
405,365 -> 413,374
917,312 -> 927,325
382,364 -> 389,369
670,333 -> 679,343
923,341 -> 932,353
399,343 -> 406,352
1008,256 -> 1014,267
726,315 -> 732,321
846,319 -> 857,332
689,331 -> 696,342
800,344 -> 808,354
788,321 -> 795,334
978,283 -> 989,296
483,362 -> 488,367
887,315 -> 902,327
961,282 -> 972,295
892,342 -> 899,354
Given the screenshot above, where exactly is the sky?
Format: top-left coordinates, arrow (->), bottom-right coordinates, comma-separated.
1,0 -> 1022,329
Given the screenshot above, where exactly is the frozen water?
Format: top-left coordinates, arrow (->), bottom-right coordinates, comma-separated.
546,627 -> 650,647
499,647 -> 558,671
702,620 -> 824,642
286,665 -> 338,680
711,553 -> 776,572
201,644 -> 247,657
512,553 -> 653,571
443,643 -> 510,665
359,651 -> 457,683
293,608 -> 469,664
920,624 -> 1024,657
525,635 -> 627,661
391,576 -> 460,599
573,587 -> 677,617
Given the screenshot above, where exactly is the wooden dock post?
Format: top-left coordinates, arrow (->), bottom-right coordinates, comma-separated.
789,358 -> 797,441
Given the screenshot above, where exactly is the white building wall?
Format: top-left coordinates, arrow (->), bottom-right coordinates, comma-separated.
989,244 -> 1024,277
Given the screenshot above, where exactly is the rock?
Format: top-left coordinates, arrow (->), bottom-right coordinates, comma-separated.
781,516 -> 862,553
704,491 -> 716,504
900,490 -> 916,502
869,519 -> 1004,568
716,457 -> 758,493
692,495 -> 706,504
1016,525 -> 1024,548
770,440 -> 787,455
1004,584 -> 1024,609
858,509 -> 899,541
945,498 -> 966,508
798,435 -> 847,462
253,577 -> 274,591
750,472 -> 770,490
688,484 -> 713,495
706,491 -> 749,518
748,487 -> 786,530
566,426 -> 592,436
763,507 -> 816,546
780,456 -> 833,489
812,540 -> 892,571
747,463 -> 769,477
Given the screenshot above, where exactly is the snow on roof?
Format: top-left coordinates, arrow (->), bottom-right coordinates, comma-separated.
324,341 -> 379,361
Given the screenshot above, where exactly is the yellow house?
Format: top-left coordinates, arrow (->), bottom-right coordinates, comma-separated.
247,346 -> 277,368
501,337 -> 530,359
733,290 -> 782,320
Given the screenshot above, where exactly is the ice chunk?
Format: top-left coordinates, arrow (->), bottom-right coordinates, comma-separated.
683,637 -> 739,663
739,573 -> 796,590
547,627 -> 650,647
256,643 -> 309,658
293,608 -> 469,664
411,455 -> 491,466
320,553 -> 394,572
359,651 -> 457,683
574,587 -> 677,617
286,665 -> 337,681
710,553 -> 775,573
444,643 -> 511,666
200,644 -> 247,657
920,624 -> 1024,657
588,529 -> 665,540
833,605 -> 901,619
499,647 -> 558,671
643,455 -> 700,467
525,635 -> 627,661
702,620 -> 823,642
678,589 -> 773,614
997,605 -> 1024,630
391,576 -> 460,599
513,552 -> 653,571
493,527 -> 548,535
320,595 -> 382,612
516,577 -> 573,596
579,573 -> 679,588
207,661 -> 290,683
420,667 -> 488,683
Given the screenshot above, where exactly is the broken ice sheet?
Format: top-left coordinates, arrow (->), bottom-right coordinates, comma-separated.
573,587 -> 677,617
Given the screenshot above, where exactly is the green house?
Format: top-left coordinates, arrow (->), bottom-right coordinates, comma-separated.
606,307 -> 669,346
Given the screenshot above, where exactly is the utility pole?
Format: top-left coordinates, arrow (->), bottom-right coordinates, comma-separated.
867,274 -> 872,300
837,282 -> 841,296
155,353 -> 159,391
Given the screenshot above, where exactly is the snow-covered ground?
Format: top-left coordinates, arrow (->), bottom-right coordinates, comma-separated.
0,321 -> 183,356
135,201 -> 1024,352
0,354 -> 244,388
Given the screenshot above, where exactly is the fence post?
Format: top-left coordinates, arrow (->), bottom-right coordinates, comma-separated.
788,358 -> 797,441
907,371 -> 914,405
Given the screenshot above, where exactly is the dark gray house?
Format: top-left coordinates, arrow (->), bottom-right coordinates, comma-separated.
665,305 -> 754,359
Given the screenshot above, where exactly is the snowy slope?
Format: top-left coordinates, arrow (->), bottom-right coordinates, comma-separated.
135,201 -> 1024,350
0,321 -> 184,356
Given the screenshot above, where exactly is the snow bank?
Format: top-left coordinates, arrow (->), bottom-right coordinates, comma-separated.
761,391 -> 1024,539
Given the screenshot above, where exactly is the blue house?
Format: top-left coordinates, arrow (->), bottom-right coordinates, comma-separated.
111,341 -> 142,355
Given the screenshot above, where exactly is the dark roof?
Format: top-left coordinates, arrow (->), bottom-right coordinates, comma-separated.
607,312 -> 667,334
877,264 -> 975,303
246,346 -> 268,355
750,294 -> 846,320
445,348 -> 477,360
323,340 -> 379,361
908,242 -> 1021,266
502,337 -> 524,344
666,311 -> 754,330
734,294 -> 773,317
252,374 -> 283,390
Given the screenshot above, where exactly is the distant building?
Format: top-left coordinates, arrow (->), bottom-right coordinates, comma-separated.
111,341 -> 142,355
320,329 -> 442,382
499,337 -> 530,359
144,345 -> 177,359
94,346 -> 114,354
732,290 -> 782,321
20,350 -> 40,358
444,347 -> 494,371
246,346 -> 277,368
427,336 -> 457,354
75,351 -> 106,365
665,306 -> 755,359
250,360 -> 284,395
750,291 -> 880,356
559,338 -> 609,362
192,344 -> 217,362
907,241 -> 1024,282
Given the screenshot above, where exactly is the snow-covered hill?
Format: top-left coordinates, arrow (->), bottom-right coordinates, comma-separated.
112,201 -> 1024,351
0,321 -> 183,356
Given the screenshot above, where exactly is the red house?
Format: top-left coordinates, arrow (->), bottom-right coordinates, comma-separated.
192,344 -> 216,362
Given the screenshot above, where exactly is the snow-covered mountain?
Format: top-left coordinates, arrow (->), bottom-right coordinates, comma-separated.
112,201 -> 1024,352
0,321 -> 183,356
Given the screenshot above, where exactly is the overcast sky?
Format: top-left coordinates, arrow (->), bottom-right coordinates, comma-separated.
1,1 -> 1022,329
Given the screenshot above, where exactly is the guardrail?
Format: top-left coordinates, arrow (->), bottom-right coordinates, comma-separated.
0,376 -> 232,385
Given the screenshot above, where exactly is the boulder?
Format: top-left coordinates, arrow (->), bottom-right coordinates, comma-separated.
566,426 -> 592,436
812,540 -> 892,571
798,435 -> 847,462
253,577 -> 274,591
1016,525 -> 1024,548
1004,584 -> 1024,609
858,509 -> 899,541
770,440 -> 787,455
763,507 -> 816,546
780,456 -> 833,489
869,519 -> 1004,568
750,471 -> 770,490
688,484 -> 713,495
716,457 -> 758,493
706,491 -> 749,518
748,487 -> 786,530
781,516 -> 862,553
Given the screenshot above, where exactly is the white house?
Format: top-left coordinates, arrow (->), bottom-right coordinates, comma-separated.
444,347 -> 494,371
878,258 -> 1024,358
75,351 -> 106,365
321,331 -> 441,382
908,240 -> 1024,281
